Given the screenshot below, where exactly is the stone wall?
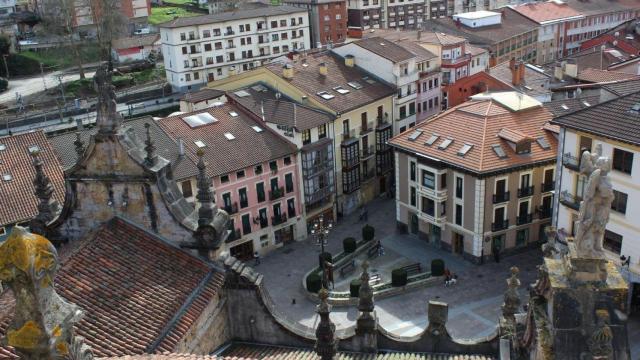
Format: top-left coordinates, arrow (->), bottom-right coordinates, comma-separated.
174,292 -> 231,354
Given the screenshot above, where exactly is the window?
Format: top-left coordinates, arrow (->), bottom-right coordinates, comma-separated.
516,229 -> 529,246
440,173 -> 447,189
603,230 -> 623,254
204,43 -> 212,51
270,160 -> 278,172
611,190 -> 627,214
455,176 -> 463,199
216,55 -> 223,63
256,182 -> 265,202
185,74 -> 191,82
182,46 -> 187,54
440,201 -> 446,216
236,170 -> 245,179
280,19 -> 286,27
613,148 -> 633,174
255,165 -> 263,175
193,72 -> 199,80
422,197 -> 435,216
259,208 -> 268,228
409,102 -> 416,115
180,33 -> 186,41
302,129 -> 311,145
285,173 -> 294,193
342,120 -> 349,135
181,180 -> 193,198
318,124 -> 327,139
410,186 -> 416,206
399,105 -> 407,119
455,204 -> 462,226
410,161 -> 416,181
287,198 -> 296,218
239,188 -> 249,208
422,170 -> 435,189
203,29 -> 211,38
284,156 -> 291,165
242,214 -> 252,235
222,192 -> 232,209
271,20 -> 278,28
221,174 -> 229,183
260,234 -> 269,248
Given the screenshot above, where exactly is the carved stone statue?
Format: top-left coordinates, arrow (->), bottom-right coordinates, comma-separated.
502,266 -> 521,323
588,309 -> 613,359
93,63 -> 122,137
574,144 -> 614,258
314,288 -> 337,360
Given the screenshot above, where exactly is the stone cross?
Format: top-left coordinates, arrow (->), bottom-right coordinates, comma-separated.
315,288 -> 337,360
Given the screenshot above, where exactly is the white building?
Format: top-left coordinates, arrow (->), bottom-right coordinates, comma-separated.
159,4 -> 311,92
552,89 -> 640,314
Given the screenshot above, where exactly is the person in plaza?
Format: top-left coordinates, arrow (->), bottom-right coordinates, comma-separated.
444,268 -> 452,285
254,251 -> 260,266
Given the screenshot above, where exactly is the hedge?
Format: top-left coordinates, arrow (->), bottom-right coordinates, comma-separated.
350,279 -> 361,297
343,237 -> 357,253
307,272 -> 322,293
0,77 -> 7,92
362,224 -> 375,242
431,259 -> 445,276
391,268 -> 408,287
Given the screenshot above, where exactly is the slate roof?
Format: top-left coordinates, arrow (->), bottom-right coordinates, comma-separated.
265,52 -> 396,115
389,92 -> 557,174
0,130 -> 65,227
181,88 -> 226,103
157,4 -> 305,28
352,37 -> 415,63
0,217 -> 225,358
563,0 -> 639,16
228,85 -> 335,131
396,40 -> 438,61
489,61 -> 551,99
575,68 -> 640,83
601,78 -> 640,97
112,34 -> 160,50
551,90 -> 640,146
361,28 -> 467,47
47,117 -> 200,181
157,103 -> 297,177
543,95 -> 601,117
509,2 -> 583,24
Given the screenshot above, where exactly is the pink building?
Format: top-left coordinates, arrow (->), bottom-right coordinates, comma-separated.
157,102 -> 305,261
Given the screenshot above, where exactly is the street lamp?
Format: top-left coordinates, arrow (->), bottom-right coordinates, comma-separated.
312,216 -> 333,288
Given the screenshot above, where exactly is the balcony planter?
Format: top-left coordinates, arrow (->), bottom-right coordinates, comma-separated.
430,259 -> 445,276
343,237 -> 357,253
362,225 -> 375,242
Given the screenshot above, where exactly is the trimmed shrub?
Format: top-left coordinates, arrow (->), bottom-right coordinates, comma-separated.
350,279 -> 361,297
306,272 -> 322,293
431,259 -> 445,276
391,268 -> 408,287
319,252 -> 332,268
0,77 -> 7,92
362,224 -> 375,242
343,237 -> 357,253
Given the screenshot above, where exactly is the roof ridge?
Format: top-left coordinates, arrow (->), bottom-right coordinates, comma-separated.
478,101 -> 492,169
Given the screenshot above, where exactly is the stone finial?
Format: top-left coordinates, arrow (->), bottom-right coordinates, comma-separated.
588,309 -> 613,359
358,261 -> 374,314
94,63 -> 122,138
502,266 -> 521,323
29,150 -> 59,237
0,227 -> 85,359
193,149 -> 222,252
315,288 -> 337,360
355,261 -> 377,352
143,123 -> 156,166
73,132 -> 84,159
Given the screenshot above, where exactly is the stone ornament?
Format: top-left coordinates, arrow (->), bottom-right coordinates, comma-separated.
502,266 -> 521,323
588,309 -> 613,359
93,63 -> 122,137
575,144 -> 614,259
315,288 -> 337,360
0,227 -> 84,359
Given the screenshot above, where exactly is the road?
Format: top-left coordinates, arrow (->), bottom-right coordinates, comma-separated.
0,70 -> 98,105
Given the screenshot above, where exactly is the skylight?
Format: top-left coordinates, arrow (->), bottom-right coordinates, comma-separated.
492,144 -> 507,159
251,84 -> 267,92
194,140 -> 206,148
408,130 -> 423,141
561,104 -> 569,110
536,136 -> 551,150
229,111 -> 239,117
224,132 -> 236,140
348,81 -> 363,90
333,86 -> 350,95
3,174 -> 12,181
28,145 -> 40,154
631,103 -> 640,114
182,113 -> 218,128
425,134 -> 439,146
252,126 -> 264,133
317,91 -> 335,100
457,143 -> 473,156
0,144 -> 6,151
438,138 -> 453,150
362,76 -> 376,84
234,90 -> 251,97
582,100 -> 591,107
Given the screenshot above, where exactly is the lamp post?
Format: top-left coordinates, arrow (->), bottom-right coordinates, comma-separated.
312,216 -> 333,289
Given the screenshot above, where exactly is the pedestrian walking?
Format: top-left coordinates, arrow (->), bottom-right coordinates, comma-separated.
254,251 -> 260,266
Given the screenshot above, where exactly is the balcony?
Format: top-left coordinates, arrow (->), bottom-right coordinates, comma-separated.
226,228 -> 241,243
376,114 -> 391,129
258,38 -> 270,44
517,186 -> 534,198
272,213 -> 288,226
223,202 -> 238,214
360,122 -> 374,135
493,191 -> 510,204
361,145 -> 375,159
418,184 -> 447,199
343,180 -> 361,194
559,190 -> 581,211
537,206 -> 552,219
441,54 -> 471,66
492,219 -> 509,232
343,155 -> 360,169
257,216 -> 269,229
226,44 -> 236,49
562,152 -> 580,172
341,129 -> 357,143
305,187 -> 333,211
269,187 -> 285,201
541,181 -> 555,193
516,213 -> 533,226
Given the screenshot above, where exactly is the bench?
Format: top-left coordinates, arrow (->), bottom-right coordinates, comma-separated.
402,263 -> 422,277
339,260 -> 356,277
369,273 -> 381,285
367,241 -> 381,258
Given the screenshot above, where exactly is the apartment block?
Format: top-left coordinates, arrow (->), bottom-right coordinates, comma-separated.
159,4 -> 311,92
552,89 -> 640,314
346,0 -> 427,36
283,0 -> 348,47
390,92 -> 557,263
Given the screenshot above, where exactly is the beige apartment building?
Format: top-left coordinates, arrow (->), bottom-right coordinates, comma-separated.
390,92 -> 557,263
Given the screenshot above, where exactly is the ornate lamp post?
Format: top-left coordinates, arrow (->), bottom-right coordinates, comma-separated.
312,216 -> 333,288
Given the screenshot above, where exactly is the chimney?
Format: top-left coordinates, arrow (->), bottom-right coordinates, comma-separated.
344,54 -> 355,67
282,63 -> 294,79
509,57 -> 516,72
319,62 -> 328,76
511,61 -> 521,87
489,53 -> 497,68
178,138 -> 185,157
554,62 -> 564,81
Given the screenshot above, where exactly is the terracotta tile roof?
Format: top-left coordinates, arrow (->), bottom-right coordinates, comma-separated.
181,88 -> 226,103
0,290 -> 17,358
396,40 -> 438,61
466,44 -> 487,57
47,117 -> 199,182
158,4 -> 305,28
352,37 -> 415,63
564,0 -> 639,16
497,128 -> 533,143
389,92 -> 557,174
0,218 -> 225,358
157,103 -> 297,177
510,2 -> 583,24
265,52 -> 395,115
0,130 -> 65,227
552,90 -> 640,146
112,34 -> 160,50
228,85 -> 335,131
543,95 -> 601,117
575,68 -> 640,83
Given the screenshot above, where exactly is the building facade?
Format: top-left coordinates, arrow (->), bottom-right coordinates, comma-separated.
283,0 -> 348,48
159,4 -> 311,92
390,92 -> 557,263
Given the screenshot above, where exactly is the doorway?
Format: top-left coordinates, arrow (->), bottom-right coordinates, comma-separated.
453,232 -> 464,254
379,176 -> 386,194
230,240 -> 254,261
410,213 -> 419,235
630,283 -> 640,315
275,225 -> 294,245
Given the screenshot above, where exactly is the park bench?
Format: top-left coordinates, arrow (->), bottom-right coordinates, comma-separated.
367,241 -> 381,258
369,273 -> 381,285
339,260 -> 356,277
402,263 -> 422,277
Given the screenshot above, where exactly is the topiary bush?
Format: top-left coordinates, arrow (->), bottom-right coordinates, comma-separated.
319,252 -> 332,268
431,259 -> 445,276
362,224 -> 375,242
0,77 -> 7,92
350,279 -> 361,297
343,237 -> 357,253
391,268 -> 408,287
306,272 -> 322,293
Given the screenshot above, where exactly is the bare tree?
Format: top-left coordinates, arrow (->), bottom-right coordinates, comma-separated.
91,0 -> 128,65
39,0 -> 86,78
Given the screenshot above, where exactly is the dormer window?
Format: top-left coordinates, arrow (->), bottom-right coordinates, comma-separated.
516,140 -> 531,154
